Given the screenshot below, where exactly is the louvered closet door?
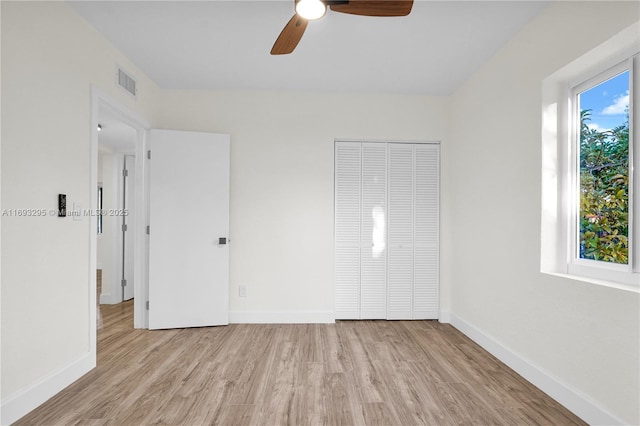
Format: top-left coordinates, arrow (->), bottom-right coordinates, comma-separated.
387,144 -> 414,320
360,143 -> 387,319
335,141 -> 439,321
335,142 -> 361,319
414,145 -> 439,319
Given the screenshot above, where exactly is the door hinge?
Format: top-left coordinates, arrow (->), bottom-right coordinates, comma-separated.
121,279 -> 127,288
147,150 -> 151,159
122,223 -> 128,232
146,301 -> 149,310
123,169 -> 129,177
146,225 -> 150,235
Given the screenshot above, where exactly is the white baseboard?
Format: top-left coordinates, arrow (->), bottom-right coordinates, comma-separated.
1,352 -> 95,425
448,313 -> 625,426
229,310 -> 335,324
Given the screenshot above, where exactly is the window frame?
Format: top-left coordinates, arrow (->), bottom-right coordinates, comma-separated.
567,59 -> 636,285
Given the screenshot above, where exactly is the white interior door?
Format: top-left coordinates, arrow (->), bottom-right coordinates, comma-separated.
360,143 -> 387,319
335,142 -> 362,319
148,129 -> 230,330
123,154 -> 135,301
387,143 -> 414,320
414,144 -> 439,319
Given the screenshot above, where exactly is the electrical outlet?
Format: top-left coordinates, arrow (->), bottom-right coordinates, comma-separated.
239,285 -> 247,297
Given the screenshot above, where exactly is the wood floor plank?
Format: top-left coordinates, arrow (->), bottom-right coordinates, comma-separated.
323,372 -> 361,426
360,402 -> 395,426
15,302 -> 587,426
213,403 -> 257,426
147,361 -> 224,425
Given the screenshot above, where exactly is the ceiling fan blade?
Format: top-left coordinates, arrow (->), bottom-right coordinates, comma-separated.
329,0 -> 413,17
271,14 -> 308,55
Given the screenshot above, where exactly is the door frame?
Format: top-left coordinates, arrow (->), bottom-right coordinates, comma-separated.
90,87 -> 150,353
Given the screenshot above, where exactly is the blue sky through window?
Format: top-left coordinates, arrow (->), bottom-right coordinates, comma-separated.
579,71 -> 629,132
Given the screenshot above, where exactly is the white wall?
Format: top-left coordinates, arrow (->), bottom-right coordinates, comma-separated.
445,2 -> 639,424
1,2 -> 160,422
157,91 -> 448,320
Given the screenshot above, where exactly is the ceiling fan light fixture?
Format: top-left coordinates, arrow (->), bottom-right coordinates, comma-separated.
295,0 -> 326,20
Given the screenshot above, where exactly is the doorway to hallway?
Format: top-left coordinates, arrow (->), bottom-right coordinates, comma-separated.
97,107 -> 137,311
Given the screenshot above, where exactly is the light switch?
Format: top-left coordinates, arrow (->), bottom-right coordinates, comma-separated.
73,203 -> 82,221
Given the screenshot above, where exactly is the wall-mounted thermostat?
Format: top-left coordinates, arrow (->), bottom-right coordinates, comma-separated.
58,194 -> 66,217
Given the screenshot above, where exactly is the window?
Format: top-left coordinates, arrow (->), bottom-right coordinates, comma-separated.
575,69 -> 629,265
540,24 -> 639,291
568,58 -> 637,286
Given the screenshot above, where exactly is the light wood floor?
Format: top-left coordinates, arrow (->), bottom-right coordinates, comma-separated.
16,302 -> 585,425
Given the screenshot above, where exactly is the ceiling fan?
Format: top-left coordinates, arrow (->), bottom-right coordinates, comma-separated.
271,0 -> 414,55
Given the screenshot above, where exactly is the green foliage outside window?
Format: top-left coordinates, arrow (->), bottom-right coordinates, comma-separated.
579,109 -> 629,264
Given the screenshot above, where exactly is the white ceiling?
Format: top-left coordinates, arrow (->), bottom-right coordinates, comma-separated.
70,1 -> 549,95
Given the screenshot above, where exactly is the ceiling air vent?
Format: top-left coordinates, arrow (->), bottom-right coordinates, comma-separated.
117,67 -> 137,97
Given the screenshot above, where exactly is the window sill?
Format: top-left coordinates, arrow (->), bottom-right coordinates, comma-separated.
544,272 -> 640,294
